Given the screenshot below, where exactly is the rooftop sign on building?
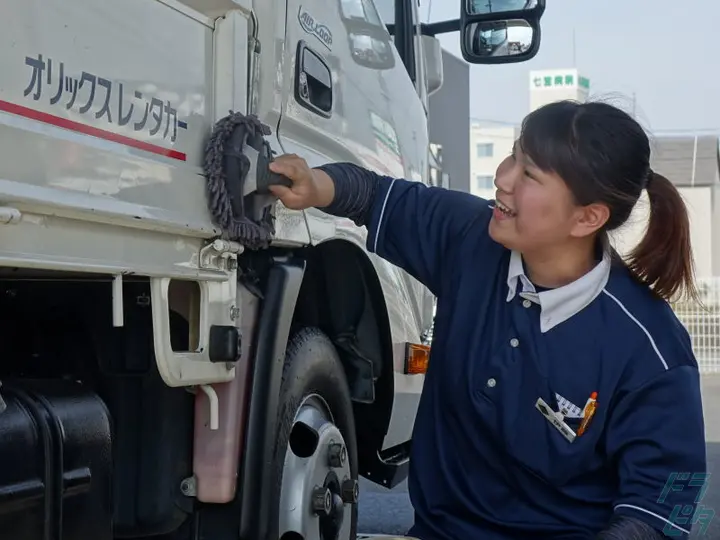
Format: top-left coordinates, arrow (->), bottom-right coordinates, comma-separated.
529,69 -> 590,91
528,68 -> 591,112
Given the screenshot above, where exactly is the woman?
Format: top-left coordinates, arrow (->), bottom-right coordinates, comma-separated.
269,100 -> 707,540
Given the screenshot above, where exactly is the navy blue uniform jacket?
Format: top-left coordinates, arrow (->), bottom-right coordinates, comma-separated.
316,163 -> 708,540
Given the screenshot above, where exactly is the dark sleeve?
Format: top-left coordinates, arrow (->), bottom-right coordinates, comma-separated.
315,162 -> 379,227
596,515 -> 666,539
604,365 -> 708,539
315,162 -> 492,295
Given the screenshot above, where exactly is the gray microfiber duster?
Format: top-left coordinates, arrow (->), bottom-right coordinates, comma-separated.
203,110 -> 280,250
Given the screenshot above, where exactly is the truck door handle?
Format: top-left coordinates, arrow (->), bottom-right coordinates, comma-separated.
295,41 -> 333,118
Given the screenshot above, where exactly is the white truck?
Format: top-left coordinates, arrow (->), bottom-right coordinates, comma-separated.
0,1 -> 545,539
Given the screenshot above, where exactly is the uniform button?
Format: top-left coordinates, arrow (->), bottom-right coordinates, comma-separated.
510,338 -> 519,348
487,378 -> 497,388
522,299 -> 532,308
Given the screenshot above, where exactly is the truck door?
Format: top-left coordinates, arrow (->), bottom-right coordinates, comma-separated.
275,0 -> 426,341
276,0 -> 430,450
276,1 -> 399,176
372,0 -> 436,450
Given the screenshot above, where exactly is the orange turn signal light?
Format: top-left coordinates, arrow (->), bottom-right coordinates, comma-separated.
404,342 -> 431,375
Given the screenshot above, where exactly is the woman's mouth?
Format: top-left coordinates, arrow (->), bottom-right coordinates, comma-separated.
492,199 -> 517,219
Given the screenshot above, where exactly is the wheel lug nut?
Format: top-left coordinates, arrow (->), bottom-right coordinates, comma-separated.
328,442 -> 346,468
311,486 -> 332,516
341,478 -> 359,504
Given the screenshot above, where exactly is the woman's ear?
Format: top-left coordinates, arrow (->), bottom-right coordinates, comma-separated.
571,203 -> 610,239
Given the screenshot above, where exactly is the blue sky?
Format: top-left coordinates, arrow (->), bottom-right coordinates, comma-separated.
424,0 -> 720,134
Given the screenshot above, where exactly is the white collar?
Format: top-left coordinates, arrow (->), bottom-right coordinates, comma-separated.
506,248 -> 611,333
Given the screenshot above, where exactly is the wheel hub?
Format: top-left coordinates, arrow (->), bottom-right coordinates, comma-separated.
279,395 -> 355,540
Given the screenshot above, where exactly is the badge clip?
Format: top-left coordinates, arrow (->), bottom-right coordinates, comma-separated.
535,397 -> 576,443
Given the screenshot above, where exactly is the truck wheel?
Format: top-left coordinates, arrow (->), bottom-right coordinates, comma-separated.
276,327 -> 359,540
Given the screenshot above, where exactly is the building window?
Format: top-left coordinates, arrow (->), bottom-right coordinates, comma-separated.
476,143 -> 493,158
476,175 -> 494,190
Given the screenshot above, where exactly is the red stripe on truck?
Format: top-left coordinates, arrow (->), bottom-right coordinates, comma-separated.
0,99 -> 187,162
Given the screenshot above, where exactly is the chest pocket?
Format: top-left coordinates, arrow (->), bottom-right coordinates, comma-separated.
498,369 -> 607,487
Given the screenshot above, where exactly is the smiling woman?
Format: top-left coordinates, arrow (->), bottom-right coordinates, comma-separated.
266,98 -> 706,540
496,100 -> 698,300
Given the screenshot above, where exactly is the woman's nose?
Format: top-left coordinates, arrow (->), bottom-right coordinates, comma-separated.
493,156 -> 515,193
495,169 -> 515,194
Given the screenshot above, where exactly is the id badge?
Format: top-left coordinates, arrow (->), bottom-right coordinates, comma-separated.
535,397 -> 576,443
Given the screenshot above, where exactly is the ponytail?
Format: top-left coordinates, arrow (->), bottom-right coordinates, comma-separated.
625,171 -> 698,303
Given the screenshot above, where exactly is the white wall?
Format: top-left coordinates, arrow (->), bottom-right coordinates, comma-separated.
712,183 -> 720,276
469,124 -> 519,199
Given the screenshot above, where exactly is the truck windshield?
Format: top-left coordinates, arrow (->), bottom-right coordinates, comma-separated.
341,0 -> 388,26
374,0 -> 394,26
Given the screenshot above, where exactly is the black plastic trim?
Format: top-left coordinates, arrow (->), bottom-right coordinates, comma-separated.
238,256 -> 306,540
395,0 -> 415,82
208,325 -> 241,363
420,19 -> 460,36
363,441 -> 411,490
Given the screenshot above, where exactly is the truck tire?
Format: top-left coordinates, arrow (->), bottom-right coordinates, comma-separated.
275,327 -> 359,540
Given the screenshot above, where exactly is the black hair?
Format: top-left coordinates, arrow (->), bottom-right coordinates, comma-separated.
518,100 -> 697,302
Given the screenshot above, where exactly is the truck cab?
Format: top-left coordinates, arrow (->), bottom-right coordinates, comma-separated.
0,1 -> 545,539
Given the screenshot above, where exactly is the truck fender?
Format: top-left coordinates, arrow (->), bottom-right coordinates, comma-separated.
299,239 -> 398,478
238,238 -> 402,536
238,255 -> 305,540
238,239 -> 404,538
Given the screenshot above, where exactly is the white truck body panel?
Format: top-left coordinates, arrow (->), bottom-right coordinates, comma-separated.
257,0 -> 433,447
0,0 -> 433,447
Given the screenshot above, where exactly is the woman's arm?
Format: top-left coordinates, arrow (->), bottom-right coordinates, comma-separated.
602,364 -> 707,539
596,515 -> 666,539
313,162 -> 378,226
315,162 -> 492,295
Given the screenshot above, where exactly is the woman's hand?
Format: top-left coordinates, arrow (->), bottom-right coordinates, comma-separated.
268,154 -> 335,210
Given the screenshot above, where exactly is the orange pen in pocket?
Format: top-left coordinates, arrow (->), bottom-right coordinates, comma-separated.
577,392 -> 598,437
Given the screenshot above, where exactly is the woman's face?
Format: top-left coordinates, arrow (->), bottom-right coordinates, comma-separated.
488,143 -> 586,253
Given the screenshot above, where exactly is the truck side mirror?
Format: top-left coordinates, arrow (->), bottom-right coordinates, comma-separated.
459,0 -> 545,64
421,35 -> 444,96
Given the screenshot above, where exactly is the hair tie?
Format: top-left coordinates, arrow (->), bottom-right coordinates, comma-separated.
646,168 -> 655,188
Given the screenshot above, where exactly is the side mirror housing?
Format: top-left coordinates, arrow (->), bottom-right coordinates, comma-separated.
460,0 -> 546,64
422,35 -> 444,96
